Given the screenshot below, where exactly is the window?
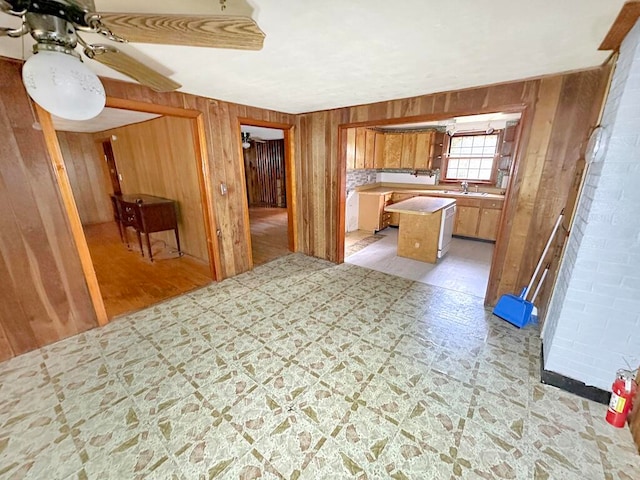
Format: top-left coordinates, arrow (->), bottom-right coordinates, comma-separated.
445,133 -> 499,182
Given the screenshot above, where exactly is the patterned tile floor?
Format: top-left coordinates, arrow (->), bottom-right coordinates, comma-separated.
0,254 -> 637,479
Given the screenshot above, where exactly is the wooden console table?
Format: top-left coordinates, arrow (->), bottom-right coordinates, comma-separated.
112,194 -> 181,262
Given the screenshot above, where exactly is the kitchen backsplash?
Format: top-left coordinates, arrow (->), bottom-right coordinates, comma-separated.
346,169 -> 377,192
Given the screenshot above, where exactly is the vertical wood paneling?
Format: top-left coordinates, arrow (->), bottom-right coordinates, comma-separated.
296,67 -> 610,308
97,79 -> 295,279
99,116 -> 209,262
244,140 -> 286,207
0,59 -> 98,358
57,131 -> 112,225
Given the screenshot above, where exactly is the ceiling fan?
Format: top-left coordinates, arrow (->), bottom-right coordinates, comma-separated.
0,0 -> 265,120
241,131 -> 266,149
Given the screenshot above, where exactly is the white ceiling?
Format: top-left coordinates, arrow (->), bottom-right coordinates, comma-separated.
241,125 -> 284,140
0,0 -> 625,114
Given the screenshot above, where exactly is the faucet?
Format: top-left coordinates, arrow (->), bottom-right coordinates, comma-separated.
461,181 -> 469,193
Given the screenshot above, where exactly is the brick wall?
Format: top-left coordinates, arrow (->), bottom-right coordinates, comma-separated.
542,19 -> 640,390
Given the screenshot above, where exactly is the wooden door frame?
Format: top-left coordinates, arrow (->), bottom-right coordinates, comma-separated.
100,138 -> 122,195
37,97 -> 222,326
336,105 -> 528,305
237,117 -> 297,268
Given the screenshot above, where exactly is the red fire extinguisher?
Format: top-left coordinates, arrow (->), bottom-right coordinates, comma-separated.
606,369 -> 638,428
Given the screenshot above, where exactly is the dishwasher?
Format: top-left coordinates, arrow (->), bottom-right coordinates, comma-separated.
438,204 -> 456,258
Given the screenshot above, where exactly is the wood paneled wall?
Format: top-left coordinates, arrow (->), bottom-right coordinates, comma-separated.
295,67 -> 611,308
57,131 -> 113,225
98,80 -> 295,278
244,139 -> 286,207
0,60 -> 98,361
97,116 -> 209,262
0,52 -> 610,360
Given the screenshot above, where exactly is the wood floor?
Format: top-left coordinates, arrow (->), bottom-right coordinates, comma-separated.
85,222 -> 212,319
249,207 -> 290,266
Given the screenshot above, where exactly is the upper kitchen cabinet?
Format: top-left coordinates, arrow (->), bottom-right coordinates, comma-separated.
383,133 -> 403,168
346,127 -> 377,170
346,128 -> 441,170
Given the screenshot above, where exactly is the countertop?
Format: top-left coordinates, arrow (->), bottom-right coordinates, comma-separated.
357,185 -> 505,200
384,197 -> 456,215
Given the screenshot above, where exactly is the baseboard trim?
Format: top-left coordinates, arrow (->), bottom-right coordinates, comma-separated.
539,344 -> 611,405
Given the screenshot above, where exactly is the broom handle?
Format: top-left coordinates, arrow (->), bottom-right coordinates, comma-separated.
530,265 -> 550,303
524,210 -> 564,300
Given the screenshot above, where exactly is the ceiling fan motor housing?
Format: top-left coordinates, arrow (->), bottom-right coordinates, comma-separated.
4,0 -> 93,27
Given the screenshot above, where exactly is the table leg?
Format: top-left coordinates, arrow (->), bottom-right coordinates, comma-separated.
136,230 -> 144,257
146,232 -> 153,262
174,228 -> 182,256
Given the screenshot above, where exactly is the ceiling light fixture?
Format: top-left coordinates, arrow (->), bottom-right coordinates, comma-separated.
241,132 -> 251,149
22,46 -> 106,121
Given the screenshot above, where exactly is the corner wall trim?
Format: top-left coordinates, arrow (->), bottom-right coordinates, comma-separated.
539,344 -> 611,405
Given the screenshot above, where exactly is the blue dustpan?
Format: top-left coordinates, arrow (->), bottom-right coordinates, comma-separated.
493,287 -> 534,328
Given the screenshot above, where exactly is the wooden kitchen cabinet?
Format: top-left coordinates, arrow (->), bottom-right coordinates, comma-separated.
348,127 -> 378,170
400,133 -> 417,169
358,193 -> 392,233
364,129 -> 376,169
414,131 -> 433,169
389,193 -> 415,226
384,134 -> 403,168
453,197 -> 503,240
477,200 -> 503,240
454,204 -> 481,237
374,132 -> 385,169
354,128 -> 367,169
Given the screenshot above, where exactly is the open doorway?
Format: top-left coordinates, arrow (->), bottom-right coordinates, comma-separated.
239,121 -> 295,266
342,112 -> 522,300
54,107 -> 215,319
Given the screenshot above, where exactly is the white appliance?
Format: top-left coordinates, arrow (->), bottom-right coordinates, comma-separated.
438,204 -> 456,258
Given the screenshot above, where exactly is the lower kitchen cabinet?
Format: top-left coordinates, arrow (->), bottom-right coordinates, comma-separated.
454,205 -> 481,237
453,197 -> 503,240
477,206 -> 502,240
358,193 -> 392,233
389,193 -> 415,226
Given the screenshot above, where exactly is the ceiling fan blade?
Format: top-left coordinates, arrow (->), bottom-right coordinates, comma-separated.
85,45 -> 181,92
98,13 -> 265,50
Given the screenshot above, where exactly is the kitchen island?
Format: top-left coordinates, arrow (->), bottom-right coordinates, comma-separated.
385,196 -> 456,263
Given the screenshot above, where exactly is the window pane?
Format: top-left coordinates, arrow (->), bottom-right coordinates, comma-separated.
446,133 -> 499,182
481,158 -> 494,169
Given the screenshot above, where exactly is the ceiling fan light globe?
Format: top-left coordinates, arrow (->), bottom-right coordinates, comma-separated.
22,50 -> 106,121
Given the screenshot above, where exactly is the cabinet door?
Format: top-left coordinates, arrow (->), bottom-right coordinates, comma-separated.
346,128 -> 356,170
384,134 -> 403,169
364,129 -> 376,169
354,128 -> 367,169
358,194 -> 384,233
414,131 -> 433,169
400,133 -> 417,169
374,132 -> 385,169
453,206 -> 480,237
477,208 -> 502,241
